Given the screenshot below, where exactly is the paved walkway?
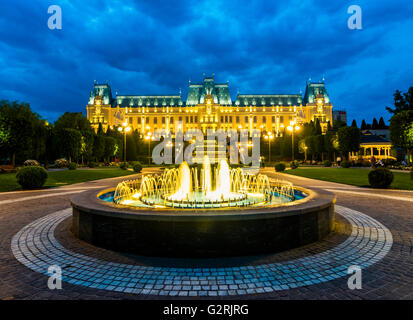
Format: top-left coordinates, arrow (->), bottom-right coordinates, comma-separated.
0,168 -> 412,299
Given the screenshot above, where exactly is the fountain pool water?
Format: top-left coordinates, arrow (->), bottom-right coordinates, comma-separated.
100,158 -> 307,209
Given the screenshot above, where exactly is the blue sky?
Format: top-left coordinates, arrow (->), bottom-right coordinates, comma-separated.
0,0 -> 412,125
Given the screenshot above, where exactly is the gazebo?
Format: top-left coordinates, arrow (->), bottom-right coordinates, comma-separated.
349,133 -> 395,161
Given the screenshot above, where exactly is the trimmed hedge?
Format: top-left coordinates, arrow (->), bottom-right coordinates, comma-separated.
274,162 -> 286,172
68,162 -> 77,170
24,159 -> 40,166
290,160 -> 299,169
16,166 -> 48,189
368,168 -> 394,188
133,162 -> 143,173
119,162 -> 128,170
55,158 -> 68,168
323,160 -> 332,167
88,162 -> 97,168
341,160 -> 351,168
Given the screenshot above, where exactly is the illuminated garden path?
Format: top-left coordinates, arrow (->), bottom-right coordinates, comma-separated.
11,205 -> 392,296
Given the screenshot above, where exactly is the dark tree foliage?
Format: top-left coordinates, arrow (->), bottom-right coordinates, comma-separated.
372,118 -> 379,129
0,100 -> 47,166
361,120 -> 367,130
55,128 -> 82,162
337,126 -> 360,160
389,110 -> 413,164
351,119 -> 357,127
386,87 -> 413,115
54,112 -> 92,133
378,117 -> 386,129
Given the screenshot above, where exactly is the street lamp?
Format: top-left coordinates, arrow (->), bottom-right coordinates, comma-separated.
118,123 -> 131,162
287,121 -> 300,161
263,131 -> 274,163
144,132 -> 153,165
304,146 -> 308,162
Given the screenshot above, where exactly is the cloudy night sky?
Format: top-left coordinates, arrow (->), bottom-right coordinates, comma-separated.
0,0 -> 412,124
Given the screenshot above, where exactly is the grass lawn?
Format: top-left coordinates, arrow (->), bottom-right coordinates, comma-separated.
0,168 -> 136,192
285,167 -> 413,190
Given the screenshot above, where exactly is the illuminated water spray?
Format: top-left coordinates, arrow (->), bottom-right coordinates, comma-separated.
114,159 -> 295,209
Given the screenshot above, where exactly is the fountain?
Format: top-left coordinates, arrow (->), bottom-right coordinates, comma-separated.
112,158 -> 297,209
71,158 -> 336,257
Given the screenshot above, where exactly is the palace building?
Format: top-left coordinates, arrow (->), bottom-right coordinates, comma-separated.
86,75 -> 333,136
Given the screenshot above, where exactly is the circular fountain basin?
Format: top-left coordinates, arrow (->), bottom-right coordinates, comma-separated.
71,186 -> 335,257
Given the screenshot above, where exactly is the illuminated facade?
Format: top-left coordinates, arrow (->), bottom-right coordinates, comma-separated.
86,75 -> 333,135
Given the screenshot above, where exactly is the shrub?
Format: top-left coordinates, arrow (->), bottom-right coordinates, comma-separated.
341,160 -> 351,168
16,166 -> 48,189
88,162 -> 97,168
24,159 -> 40,166
119,162 -> 128,170
68,162 -> 77,170
274,162 -> 286,172
290,160 -> 299,169
323,160 -> 332,167
133,162 -> 143,173
368,168 -> 394,188
55,158 -> 68,168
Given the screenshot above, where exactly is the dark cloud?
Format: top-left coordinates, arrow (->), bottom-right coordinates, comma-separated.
0,0 -> 412,124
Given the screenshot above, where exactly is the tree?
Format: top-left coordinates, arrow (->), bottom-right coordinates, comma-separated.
372,118 -> 379,129
54,112 -> 92,133
361,120 -> 367,130
55,128 -> 82,162
93,134 -> 106,162
337,126 -> 360,160
386,87 -> 413,115
351,119 -> 357,127
314,119 -> 322,135
389,110 -> 413,164
97,122 -> 104,135
103,136 -> 117,163
378,117 -> 386,129
81,130 -> 94,164
126,134 -> 137,161
0,100 -> 46,166
324,129 -> 338,161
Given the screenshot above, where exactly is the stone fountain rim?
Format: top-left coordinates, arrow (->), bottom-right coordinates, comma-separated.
71,186 -> 336,221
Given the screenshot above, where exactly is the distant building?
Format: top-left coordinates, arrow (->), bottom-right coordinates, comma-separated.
86,74 -> 334,136
332,110 -> 347,125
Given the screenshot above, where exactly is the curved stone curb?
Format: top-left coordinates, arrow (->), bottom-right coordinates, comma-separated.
11,205 -> 392,296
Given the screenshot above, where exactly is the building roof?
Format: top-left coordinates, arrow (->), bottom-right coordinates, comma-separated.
234,94 -> 302,107
303,82 -> 330,104
88,76 -> 332,107
186,76 -> 232,105
116,95 -> 183,107
360,133 -> 391,145
88,83 -> 113,105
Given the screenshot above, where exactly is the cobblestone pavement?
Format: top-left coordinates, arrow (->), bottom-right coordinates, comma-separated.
0,168 -> 412,300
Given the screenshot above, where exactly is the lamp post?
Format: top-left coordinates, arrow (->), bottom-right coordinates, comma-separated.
287,121 -> 300,161
144,132 -> 153,165
264,132 -> 274,163
118,122 -> 131,162
304,146 -> 308,162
